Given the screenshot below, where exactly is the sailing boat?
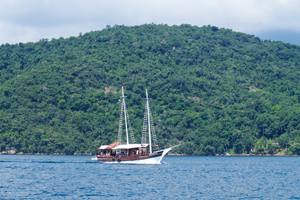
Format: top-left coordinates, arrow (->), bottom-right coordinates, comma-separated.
92,87 -> 180,164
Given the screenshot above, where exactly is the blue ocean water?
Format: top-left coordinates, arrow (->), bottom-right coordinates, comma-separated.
0,155 -> 300,199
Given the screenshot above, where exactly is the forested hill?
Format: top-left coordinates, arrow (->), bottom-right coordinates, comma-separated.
1,24 -> 300,155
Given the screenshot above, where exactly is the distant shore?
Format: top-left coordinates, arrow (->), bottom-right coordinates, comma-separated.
168,153 -> 300,156
1,152 -> 299,156
0,152 -> 93,156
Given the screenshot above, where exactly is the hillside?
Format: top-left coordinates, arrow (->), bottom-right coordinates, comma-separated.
1,24 -> 300,155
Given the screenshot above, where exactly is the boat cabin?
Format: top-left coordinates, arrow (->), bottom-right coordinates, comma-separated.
95,144 -> 150,158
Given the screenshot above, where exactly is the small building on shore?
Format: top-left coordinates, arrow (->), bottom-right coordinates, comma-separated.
5,147 -> 16,154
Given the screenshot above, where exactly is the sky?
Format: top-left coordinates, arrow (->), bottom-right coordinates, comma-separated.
1,0 -> 300,45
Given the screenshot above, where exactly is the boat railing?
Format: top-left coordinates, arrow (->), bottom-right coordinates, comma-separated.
116,153 -> 133,157
96,155 -> 111,157
97,152 -> 148,157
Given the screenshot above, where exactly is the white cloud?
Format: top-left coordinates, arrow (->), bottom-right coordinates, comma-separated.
1,0 -> 300,44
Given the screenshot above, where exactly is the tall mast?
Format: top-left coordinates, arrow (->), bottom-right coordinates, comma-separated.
122,87 -> 129,145
146,89 -> 152,153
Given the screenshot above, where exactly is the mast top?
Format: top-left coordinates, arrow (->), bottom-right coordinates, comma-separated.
144,89 -> 151,100
121,86 -> 127,99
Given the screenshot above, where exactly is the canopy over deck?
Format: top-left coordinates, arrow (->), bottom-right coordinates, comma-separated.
98,144 -> 149,150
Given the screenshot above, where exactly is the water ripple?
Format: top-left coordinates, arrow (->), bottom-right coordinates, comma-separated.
1,155 -> 300,199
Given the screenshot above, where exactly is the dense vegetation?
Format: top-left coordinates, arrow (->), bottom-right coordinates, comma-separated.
1,24 -> 300,155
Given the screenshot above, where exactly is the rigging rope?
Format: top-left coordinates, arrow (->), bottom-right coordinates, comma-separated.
150,109 -> 158,149
141,100 -> 158,149
117,100 -> 124,144
125,104 -> 135,143
117,97 -> 136,144
141,103 -> 148,144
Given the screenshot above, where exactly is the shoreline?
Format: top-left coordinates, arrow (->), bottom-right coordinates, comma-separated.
167,153 -> 300,156
0,152 -> 93,156
1,152 -> 299,156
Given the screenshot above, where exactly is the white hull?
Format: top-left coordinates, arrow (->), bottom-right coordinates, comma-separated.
91,147 -> 172,164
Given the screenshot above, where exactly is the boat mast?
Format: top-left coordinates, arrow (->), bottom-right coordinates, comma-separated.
146,89 -> 152,153
122,87 -> 129,145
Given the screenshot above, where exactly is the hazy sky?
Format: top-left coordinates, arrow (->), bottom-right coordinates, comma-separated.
1,0 -> 300,45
